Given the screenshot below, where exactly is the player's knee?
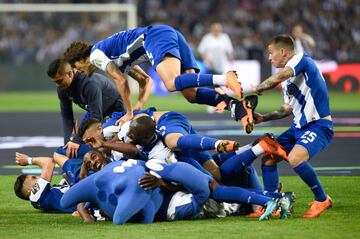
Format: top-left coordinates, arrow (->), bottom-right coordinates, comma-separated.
288,154 -> 306,167
162,81 -> 176,92
288,148 -> 308,167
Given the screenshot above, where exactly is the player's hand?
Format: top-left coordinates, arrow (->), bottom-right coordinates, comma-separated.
253,112 -> 264,124
15,152 -> 30,166
138,172 -> 162,190
84,136 -> 103,148
64,141 -> 80,158
250,83 -> 262,96
115,112 -> 133,126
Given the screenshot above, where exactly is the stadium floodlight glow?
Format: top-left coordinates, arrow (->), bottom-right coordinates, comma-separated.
0,3 -> 137,29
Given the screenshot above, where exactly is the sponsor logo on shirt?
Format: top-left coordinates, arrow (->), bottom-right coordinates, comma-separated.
32,182 -> 40,195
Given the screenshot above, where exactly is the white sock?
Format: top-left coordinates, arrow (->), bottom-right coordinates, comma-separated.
212,75 -> 226,86
251,143 -> 265,156
235,144 -> 252,154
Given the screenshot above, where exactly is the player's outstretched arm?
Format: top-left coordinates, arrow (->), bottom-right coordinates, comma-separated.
15,152 -> 54,182
128,65 -> 153,111
106,61 -> 133,121
255,67 -> 293,94
254,104 -> 292,124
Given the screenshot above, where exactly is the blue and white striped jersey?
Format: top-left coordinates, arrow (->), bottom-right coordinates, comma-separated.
281,52 -> 331,128
90,27 -> 150,73
30,178 -> 76,213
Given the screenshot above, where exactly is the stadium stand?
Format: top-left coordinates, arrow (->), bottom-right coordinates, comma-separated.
0,0 -> 359,65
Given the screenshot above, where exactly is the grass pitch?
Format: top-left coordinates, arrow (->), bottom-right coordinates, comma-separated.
1,175 -> 359,239
0,91 -> 359,112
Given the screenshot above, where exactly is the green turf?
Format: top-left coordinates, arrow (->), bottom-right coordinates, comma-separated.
0,91 -> 359,112
1,175 -> 359,238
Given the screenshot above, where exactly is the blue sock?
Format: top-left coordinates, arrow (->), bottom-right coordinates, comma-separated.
293,162 -> 327,202
177,135 -> 218,151
195,87 -> 226,106
212,185 -> 271,206
220,149 -> 257,178
174,73 -> 213,91
261,165 -> 279,192
247,165 -> 264,191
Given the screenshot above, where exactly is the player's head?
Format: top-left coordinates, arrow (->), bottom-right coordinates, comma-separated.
14,174 -> 39,200
83,150 -> 109,172
127,116 -> 156,146
211,22 -> 223,36
47,59 -> 74,89
64,41 -> 96,76
267,34 -> 295,68
78,118 -> 103,142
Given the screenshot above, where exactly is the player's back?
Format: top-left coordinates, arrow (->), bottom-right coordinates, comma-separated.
91,27 -> 149,59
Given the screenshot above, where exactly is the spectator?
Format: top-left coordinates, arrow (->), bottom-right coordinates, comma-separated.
292,24 -> 316,55
198,22 -> 234,74
0,0 -> 359,64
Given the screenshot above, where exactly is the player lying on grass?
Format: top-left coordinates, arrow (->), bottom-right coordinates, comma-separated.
62,152 -> 284,224
78,149 -> 241,222
79,115 -> 293,221
12,136 -> 141,217
13,145 -> 96,214
14,152 -> 76,213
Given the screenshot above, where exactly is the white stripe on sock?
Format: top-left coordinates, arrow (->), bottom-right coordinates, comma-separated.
252,144 -> 265,156
212,75 -> 226,86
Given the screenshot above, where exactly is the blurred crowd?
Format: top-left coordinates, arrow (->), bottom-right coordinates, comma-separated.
1,0 -> 359,65
0,10 -> 126,65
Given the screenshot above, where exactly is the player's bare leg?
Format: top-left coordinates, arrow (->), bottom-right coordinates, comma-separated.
156,56 -> 181,92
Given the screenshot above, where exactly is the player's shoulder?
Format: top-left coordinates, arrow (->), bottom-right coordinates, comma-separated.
29,177 -> 50,203
287,52 -> 309,68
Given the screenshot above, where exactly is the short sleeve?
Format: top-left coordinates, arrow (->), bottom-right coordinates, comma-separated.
90,49 -> 112,72
29,177 -> 50,203
285,52 -> 306,76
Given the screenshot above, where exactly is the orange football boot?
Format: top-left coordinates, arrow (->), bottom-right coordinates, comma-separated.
304,195 -> 332,218
258,133 -> 288,160
224,71 -> 243,99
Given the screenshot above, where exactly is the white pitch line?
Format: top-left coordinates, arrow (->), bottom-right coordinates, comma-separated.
0,136 -> 63,149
